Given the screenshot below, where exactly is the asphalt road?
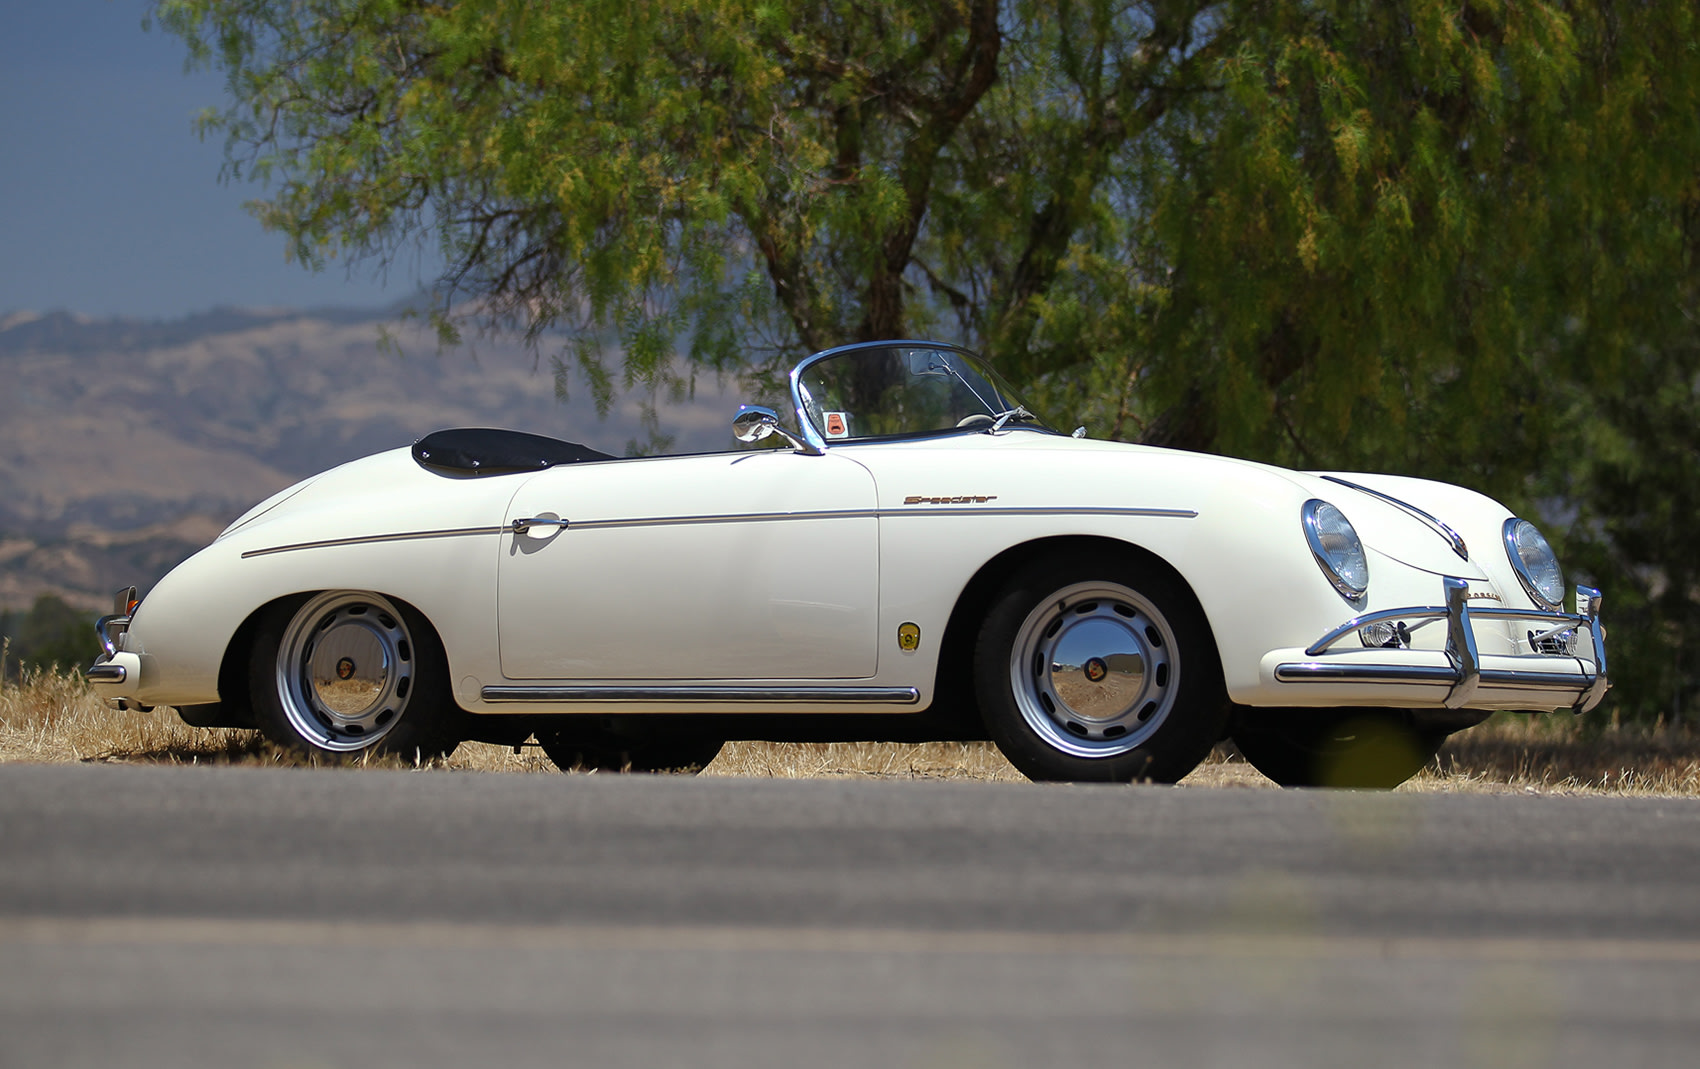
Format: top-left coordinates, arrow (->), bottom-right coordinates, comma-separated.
2,763 -> 1697,1068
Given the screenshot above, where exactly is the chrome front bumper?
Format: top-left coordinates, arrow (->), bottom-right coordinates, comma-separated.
1274,578 -> 1608,713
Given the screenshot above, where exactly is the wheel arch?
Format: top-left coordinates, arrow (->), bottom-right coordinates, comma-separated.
932,535 -> 1219,728
213,589 -> 459,725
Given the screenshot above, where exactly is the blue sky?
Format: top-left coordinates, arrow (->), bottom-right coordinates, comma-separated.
0,2 -> 429,318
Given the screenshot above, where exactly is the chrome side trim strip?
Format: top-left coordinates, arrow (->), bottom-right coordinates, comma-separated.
886,506 -> 1197,521
572,506 -> 1196,531
568,510 -> 880,531
1322,475 -> 1469,560
480,685 -> 921,705
86,662 -> 127,684
242,526 -> 506,559
243,507 -> 1198,557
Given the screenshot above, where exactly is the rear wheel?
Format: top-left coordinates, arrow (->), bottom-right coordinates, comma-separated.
1232,710 -> 1444,789
249,591 -> 460,762
974,553 -> 1228,783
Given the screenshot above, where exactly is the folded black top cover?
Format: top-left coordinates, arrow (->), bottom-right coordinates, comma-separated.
412,427 -> 615,476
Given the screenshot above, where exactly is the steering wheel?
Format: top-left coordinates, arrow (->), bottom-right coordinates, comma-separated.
956,413 -> 995,429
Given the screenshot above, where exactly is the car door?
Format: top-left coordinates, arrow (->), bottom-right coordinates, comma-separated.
497,450 -> 879,680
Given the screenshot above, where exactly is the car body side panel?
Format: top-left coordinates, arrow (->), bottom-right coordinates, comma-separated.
497,450 -> 879,680
847,436 -> 1381,691
111,449 -> 526,707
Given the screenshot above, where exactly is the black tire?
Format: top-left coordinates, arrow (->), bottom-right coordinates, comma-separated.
1232,709 -> 1444,789
248,591 -> 461,762
973,552 -> 1228,783
539,726 -> 723,774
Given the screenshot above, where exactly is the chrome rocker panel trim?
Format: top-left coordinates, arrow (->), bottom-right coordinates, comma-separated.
481,685 -> 922,705
1276,579 -> 1608,713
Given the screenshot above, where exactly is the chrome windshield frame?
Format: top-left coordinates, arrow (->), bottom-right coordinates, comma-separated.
787,339 -> 1041,450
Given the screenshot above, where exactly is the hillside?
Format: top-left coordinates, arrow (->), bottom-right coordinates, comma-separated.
0,307 -> 736,612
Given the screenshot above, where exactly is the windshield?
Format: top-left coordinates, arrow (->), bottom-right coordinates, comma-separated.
793,343 -> 1050,443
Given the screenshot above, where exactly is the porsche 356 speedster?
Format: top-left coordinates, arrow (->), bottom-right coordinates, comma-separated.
88,340 -> 1608,787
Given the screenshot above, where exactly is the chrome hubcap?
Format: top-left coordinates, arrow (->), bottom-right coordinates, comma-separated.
277,592 -> 413,752
1010,581 -> 1178,758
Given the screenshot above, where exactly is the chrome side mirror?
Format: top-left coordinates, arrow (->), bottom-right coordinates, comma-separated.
732,405 -> 780,443
731,405 -> 822,455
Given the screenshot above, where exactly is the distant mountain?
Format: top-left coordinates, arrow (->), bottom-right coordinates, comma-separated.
0,307 -> 738,612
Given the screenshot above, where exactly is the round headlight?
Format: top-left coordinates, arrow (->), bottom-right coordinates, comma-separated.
1302,500 -> 1369,600
1504,518 -> 1564,610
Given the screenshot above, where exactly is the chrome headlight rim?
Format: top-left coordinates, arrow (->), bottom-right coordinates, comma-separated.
1302,499 -> 1369,602
1503,518 -> 1565,611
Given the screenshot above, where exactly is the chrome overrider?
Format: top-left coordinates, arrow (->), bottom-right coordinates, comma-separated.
1274,577 -> 1608,713
88,586 -> 139,695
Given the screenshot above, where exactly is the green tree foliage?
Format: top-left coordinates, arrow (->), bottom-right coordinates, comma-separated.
0,596 -> 94,678
156,0 -> 1700,722
155,0 -> 1228,391
1547,2 -> 1700,724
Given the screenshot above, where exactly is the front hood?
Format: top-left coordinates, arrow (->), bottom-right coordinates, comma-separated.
1304,470 -> 1513,580
1029,437 -> 1500,577
845,432 -> 1503,580
218,473 -> 324,539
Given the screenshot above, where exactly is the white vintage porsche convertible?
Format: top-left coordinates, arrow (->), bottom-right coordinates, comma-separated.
88,341 -> 1608,787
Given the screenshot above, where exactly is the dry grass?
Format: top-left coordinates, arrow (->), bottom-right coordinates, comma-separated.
3,663 -> 1697,794
0,662 -> 266,766
1423,711 -> 1700,795
705,739 -> 1026,782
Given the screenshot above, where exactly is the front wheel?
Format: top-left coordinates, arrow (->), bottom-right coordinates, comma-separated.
1232,710 -> 1444,789
248,591 -> 460,762
974,554 -> 1228,783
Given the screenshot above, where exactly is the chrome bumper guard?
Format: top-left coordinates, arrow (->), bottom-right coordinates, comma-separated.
1275,578 -> 1608,713
93,613 -> 130,660
86,586 -> 137,692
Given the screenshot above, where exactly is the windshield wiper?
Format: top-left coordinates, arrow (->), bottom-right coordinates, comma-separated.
989,406 -> 1037,433
928,354 -> 999,413
924,353 -> 1039,434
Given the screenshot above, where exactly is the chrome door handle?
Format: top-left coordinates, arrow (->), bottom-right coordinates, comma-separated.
511,516 -> 570,534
